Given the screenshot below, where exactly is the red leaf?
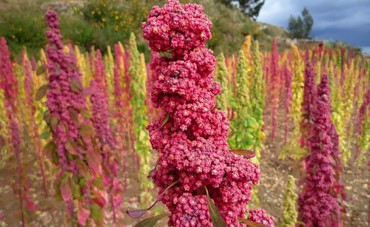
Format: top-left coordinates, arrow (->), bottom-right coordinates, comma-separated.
127,209 -> 152,219
92,190 -> 107,208
127,180 -> 179,219
230,149 -> 256,159
60,175 -> 73,202
26,200 -> 37,212
82,86 -> 97,97
78,205 -> 90,226
86,151 -> 102,174
0,211 -> 5,220
65,140 -> 79,155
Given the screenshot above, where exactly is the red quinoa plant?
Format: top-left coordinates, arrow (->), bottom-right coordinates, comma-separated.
298,74 -> 344,226
0,37 -> 36,226
43,11 -> 112,225
139,0 -> 275,226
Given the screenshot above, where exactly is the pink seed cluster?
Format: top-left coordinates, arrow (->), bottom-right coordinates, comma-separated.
298,74 -> 342,226
143,1 -> 274,226
45,10 -> 87,172
247,209 -> 276,226
300,62 -> 316,147
91,50 -> 114,146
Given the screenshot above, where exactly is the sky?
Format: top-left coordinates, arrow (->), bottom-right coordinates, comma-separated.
258,0 -> 370,55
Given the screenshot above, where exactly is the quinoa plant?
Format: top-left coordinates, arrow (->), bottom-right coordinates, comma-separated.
128,33 -> 153,202
21,50 -> 48,196
43,11 -> 109,225
270,38 -> 279,140
300,62 -> 316,148
0,37 -> 35,226
141,0 -> 275,226
281,175 -> 298,227
215,53 -> 230,112
298,74 -> 344,226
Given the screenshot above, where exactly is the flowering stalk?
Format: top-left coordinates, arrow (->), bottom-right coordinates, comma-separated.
0,37 -> 31,227
21,50 -> 49,197
355,89 -> 370,166
340,61 -> 356,163
298,74 -> 343,226
242,35 -> 252,68
300,62 -> 316,148
128,33 -> 153,203
90,57 -> 123,222
104,46 -> 115,109
229,49 -> 261,206
142,0 -> 274,226
328,60 -> 346,162
249,41 -> 266,154
283,65 -> 292,144
215,53 -> 230,112
44,11 -> 107,225
270,38 -> 279,140
281,175 -> 298,227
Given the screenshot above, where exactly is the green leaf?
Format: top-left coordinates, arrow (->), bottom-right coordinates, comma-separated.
249,118 -> 259,129
90,204 -> 104,223
52,150 -> 59,164
35,84 -> 49,101
43,110 -> 51,124
43,141 -> 57,154
0,135 -> 5,150
205,187 -> 226,227
239,218 -> 266,227
70,77 -> 83,93
36,64 -> 46,76
50,116 -> 59,131
79,109 -> 91,118
73,184 -> 81,199
93,177 -> 104,190
39,131 -> 50,139
79,123 -> 94,138
161,114 -> 170,127
134,213 -> 168,227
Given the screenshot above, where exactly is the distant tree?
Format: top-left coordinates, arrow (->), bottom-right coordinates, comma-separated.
220,0 -> 265,20
288,7 -> 314,39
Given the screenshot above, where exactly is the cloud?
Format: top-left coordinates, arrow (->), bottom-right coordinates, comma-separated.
257,0 -> 370,51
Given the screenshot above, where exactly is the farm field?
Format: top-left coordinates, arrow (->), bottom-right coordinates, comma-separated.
0,0 -> 369,226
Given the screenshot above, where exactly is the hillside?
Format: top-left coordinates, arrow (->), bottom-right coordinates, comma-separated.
0,0 -> 290,57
